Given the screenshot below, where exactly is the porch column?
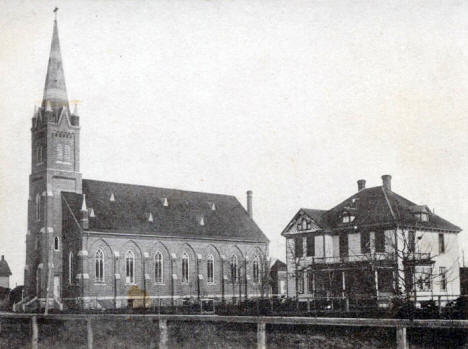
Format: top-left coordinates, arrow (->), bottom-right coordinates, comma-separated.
31,316 -> 38,349
396,327 -> 408,349
257,321 -> 266,349
159,319 -> 169,349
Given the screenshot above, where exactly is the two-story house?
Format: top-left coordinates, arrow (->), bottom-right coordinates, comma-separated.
281,175 -> 462,307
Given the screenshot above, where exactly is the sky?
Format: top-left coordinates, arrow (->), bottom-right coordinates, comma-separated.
1,0 -> 468,287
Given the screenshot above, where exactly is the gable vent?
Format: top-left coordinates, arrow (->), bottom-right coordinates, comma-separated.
109,192 -> 115,202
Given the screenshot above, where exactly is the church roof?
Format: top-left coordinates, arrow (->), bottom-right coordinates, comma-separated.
42,18 -> 69,112
0,256 -> 12,277
283,185 -> 461,235
62,179 -> 269,243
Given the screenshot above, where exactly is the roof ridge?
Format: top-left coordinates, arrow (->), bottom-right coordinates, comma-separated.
83,178 -> 236,198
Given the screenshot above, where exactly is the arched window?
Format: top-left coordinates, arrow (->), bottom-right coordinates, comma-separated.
302,220 -> 307,230
35,194 -> 41,221
54,237 -> 59,251
95,249 -> 104,282
253,257 -> 259,283
125,251 -> 135,284
155,252 -> 163,283
64,144 -> 71,162
36,146 -> 43,163
231,255 -> 238,283
68,252 -> 74,285
56,144 -> 63,161
182,252 -> 189,283
207,255 -> 214,284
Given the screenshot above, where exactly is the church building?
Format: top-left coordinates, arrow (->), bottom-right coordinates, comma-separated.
22,17 -> 268,311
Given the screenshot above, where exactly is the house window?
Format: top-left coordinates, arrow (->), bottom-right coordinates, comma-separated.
306,236 -> 315,257
360,231 -> 370,254
95,249 -> 104,282
297,271 -> 304,294
440,267 -> 447,291
207,255 -> 214,284
302,220 -> 307,231
155,252 -> 163,283
295,237 -> 304,258
252,257 -> 259,283
35,194 -> 41,221
408,231 -> 416,253
342,212 -> 355,223
230,255 -> 238,283
54,237 -> 59,251
375,231 -> 385,253
415,212 -> 429,222
125,251 -> 135,284
307,271 -> 314,294
68,252 -> 74,285
182,252 -> 189,283
415,266 -> 432,292
339,233 -> 348,257
439,234 -> 445,254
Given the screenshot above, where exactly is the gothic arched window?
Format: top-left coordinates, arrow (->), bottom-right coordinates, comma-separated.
231,255 -> 238,283
155,252 -> 163,284
207,255 -> 214,284
253,256 -> 259,283
95,249 -> 104,282
56,144 -> 63,161
68,252 -> 74,285
54,236 -> 59,251
35,194 -> 41,221
36,146 -> 43,163
182,252 -> 189,283
125,251 -> 135,284
64,144 -> 71,162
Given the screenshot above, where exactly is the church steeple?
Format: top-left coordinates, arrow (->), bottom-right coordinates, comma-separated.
42,15 -> 69,112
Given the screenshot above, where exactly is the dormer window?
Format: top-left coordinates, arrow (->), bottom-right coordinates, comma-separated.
341,212 -> 355,223
162,197 -> 168,207
210,202 -> 216,211
109,192 -> 115,202
199,216 -> 205,226
415,212 -> 429,222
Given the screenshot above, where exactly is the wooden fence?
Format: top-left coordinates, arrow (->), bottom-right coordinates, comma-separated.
2,312 -> 468,349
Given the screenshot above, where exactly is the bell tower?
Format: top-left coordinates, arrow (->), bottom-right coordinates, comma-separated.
25,13 -> 82,306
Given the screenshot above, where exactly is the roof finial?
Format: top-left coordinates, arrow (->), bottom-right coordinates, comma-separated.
54,7 -> 59,21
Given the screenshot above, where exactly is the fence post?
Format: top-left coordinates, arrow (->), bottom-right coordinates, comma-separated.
257,321 -> 266,349
31,315 -> 38,349
159,319 -> 168,349
396,327 -> 408,349
87,318 -> 93,349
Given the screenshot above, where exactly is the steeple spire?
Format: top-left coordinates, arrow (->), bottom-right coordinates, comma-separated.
42,11 -> 69,112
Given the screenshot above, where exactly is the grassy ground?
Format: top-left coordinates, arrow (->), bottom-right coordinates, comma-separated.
1,318 -> 468,348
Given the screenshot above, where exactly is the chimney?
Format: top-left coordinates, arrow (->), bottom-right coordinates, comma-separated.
382,175 -> 392,191
246,190 -> 253,218
357,179 -> 366,192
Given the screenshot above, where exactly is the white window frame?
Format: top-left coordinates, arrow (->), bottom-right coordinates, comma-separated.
207,254 -> 214,284
182,252 -> 189,283
125,250 -> 135,284
35,194 -> 41,221
231,255 -> 238,283
154,252 -> 163,284
68,252 -> 74,285
252,256 -> 259,283
95,249 -> 105,283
